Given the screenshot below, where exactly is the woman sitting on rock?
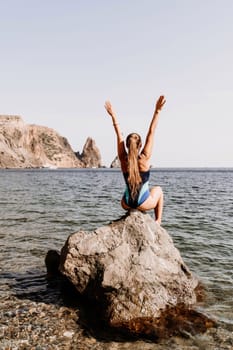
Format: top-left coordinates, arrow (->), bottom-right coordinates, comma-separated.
104,95 -> 166,224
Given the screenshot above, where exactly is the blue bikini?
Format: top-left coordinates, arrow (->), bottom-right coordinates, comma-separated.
123,170 -> 150,209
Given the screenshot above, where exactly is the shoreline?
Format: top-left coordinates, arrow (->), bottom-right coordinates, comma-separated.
1,281 -> 232,350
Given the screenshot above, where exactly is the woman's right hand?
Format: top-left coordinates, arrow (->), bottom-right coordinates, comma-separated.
155,95 -> 166,112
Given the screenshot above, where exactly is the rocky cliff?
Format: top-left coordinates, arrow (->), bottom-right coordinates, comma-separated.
0,115 -> 101,169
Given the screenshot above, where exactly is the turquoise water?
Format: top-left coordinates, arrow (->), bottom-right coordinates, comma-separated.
0,168 -> 233,340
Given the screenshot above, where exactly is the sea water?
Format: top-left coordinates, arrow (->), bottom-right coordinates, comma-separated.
0,168 -> 233,346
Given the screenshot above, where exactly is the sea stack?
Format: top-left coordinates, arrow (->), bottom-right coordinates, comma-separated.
75,137 -> 102,168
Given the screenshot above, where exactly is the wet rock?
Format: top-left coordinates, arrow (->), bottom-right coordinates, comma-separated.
60,210 -> 211,337
113,305 -> 216,339
45,250 -> 61,278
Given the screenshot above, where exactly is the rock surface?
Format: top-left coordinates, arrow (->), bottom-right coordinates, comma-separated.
60,211 -> 203,336
0,116 -> 101,168
76,137 -> 102,168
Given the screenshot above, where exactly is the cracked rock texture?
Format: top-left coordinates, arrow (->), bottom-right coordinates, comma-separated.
60,210 -> 200,333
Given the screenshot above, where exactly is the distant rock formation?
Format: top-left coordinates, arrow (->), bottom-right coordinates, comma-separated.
59,211 -> 213,338
0,116 -> 101,169
110,155 -> 120,168
75,137 -> 102,168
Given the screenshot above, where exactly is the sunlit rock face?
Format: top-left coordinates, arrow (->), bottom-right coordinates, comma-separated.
0,116 -> 101,168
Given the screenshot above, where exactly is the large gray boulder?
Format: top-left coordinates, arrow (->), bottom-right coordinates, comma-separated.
60,211 -> 204,336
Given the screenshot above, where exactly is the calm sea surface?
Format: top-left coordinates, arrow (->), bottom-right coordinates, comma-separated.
0,168 -> 233,344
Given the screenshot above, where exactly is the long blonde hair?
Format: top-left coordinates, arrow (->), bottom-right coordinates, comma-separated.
126,133 -> 142,200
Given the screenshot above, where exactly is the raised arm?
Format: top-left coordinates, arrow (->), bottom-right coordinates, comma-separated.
141,95 -> 166,159
104,101 -> 127,161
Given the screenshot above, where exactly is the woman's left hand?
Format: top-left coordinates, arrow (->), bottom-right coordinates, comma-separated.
104,101 -> 115,118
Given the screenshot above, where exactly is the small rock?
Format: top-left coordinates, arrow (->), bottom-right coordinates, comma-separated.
63,330 -> 74,338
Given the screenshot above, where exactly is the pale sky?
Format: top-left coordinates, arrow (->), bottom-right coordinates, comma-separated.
1,0 -> 233,167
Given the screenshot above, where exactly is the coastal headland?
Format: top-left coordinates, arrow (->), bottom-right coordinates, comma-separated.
0,115 -> 102,169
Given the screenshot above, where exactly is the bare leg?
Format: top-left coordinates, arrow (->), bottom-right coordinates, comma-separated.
153,187 -> 163,224
138,186 -> 164,223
